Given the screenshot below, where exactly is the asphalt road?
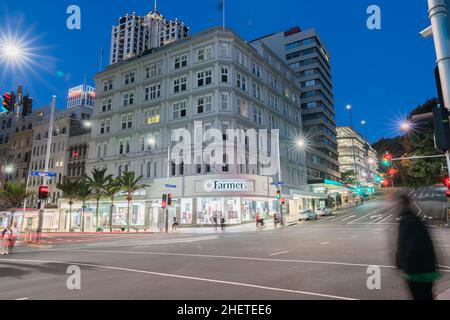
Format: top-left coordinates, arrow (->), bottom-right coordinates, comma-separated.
0,193 -> 449,300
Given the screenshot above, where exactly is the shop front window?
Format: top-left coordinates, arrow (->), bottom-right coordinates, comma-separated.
180,199 -> 193,224
242,199 -> 271,222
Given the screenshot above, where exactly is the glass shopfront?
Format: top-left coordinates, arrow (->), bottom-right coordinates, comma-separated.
86,201 -> 146,229
196,197 -> 241,225
180,199 -> 193,224
242,199 -> 278,221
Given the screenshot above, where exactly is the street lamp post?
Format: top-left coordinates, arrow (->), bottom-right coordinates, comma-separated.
346,105 -> 359,189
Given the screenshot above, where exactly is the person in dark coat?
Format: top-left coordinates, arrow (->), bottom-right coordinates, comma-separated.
395,195 -> 440,300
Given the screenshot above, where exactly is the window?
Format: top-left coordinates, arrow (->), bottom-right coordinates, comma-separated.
143,107 -> 160,125
197,46 -> 212,62
172,101 -> 187,119
100,119 -> 110,135
237,98 -> 248,118
251,62 -> 261,78
221,92 -> 230,111
119,138 -> 131,155
221,67 -> 229,83
253,106 -> 262,124
173,76 -> 187,93
236,50 -> 247,67
123,91 -> 134,106
103,79 -> 113,91
102,98 -> 112,112
196,95 -> 213,114
197,69 -> 212,87
236,73 -> 247,91
124,71 -> 135,85
145,83 -> 161,100
174,54 -> 188,69
121,113 -> 133,130
219,42 -> 231,57
252,82 -> 262,100
146,61 -> 162,78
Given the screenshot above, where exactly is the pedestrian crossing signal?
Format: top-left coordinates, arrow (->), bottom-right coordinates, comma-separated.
162,194 -> 167,209
167,194 -> 172,206
276,190 -> 281,200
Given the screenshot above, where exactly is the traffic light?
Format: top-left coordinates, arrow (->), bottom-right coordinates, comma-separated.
375,175 -> 383,183
1,92 -> 15,114
276,190 -> 281,200
280,198 -> 286,205
38,185 -> 49,200
388,168 -> 397,176
22,95 -> 33,117
381,153 -> 393,167
443,177 -> 450,188
162,194 -> 167,209
167,194 -> 172,206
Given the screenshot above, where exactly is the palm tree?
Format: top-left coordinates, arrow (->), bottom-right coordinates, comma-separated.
118,171 -> 147,232
77,180 -> 92,232
0,182 -> 32,224
104,178 -> 122,232
57,179 -> 80,232
86,168 -> 112,232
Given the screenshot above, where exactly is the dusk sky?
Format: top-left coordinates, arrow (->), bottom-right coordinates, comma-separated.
0,0 -> 438,142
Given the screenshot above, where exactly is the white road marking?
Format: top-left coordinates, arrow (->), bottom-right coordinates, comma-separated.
413,201 -> 422,217
320,242 -> 330,245
341,215 -> 356,222
86,236 -> 218,248
0,259 -> 357,300
269,251 -> 289,256
407,190 -> 414,196
347,206 -> 392,225
35,249 -> 450,274
15,297 -> 29,300
377,214 -> 393,224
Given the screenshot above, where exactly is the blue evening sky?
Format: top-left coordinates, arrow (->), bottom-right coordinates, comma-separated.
0,0 -> 437,142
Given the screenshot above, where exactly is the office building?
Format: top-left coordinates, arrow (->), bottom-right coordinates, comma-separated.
109,3 -> 189,65
251,27 -> 340,184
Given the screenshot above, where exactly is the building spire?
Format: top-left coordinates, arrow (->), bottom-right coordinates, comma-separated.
153,0 -> 157,12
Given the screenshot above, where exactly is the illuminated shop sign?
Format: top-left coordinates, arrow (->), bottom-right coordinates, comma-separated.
204,180 -> 249,192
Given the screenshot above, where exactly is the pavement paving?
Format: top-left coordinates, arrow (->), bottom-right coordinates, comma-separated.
0,189 -> 449,300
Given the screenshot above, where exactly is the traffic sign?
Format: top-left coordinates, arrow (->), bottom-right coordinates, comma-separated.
165,184 -> 177,189
271,181 -> 285,186
31,171 -> 57,177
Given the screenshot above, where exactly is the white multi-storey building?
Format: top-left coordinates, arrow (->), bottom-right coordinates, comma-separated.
84,27 -> 323,231
109,4 -> 189,65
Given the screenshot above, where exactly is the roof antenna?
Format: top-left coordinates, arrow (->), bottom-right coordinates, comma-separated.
154,0 -> 157,12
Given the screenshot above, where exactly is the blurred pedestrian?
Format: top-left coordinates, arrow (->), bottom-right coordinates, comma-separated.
395,195 -> 440,300
273,213 -> 279,228
220,215 -> 225,231
172,217 -> 179,232
212,213 -> 218,231
1,224 -> 12,255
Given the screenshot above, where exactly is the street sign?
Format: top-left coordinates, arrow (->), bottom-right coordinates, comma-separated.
31,171 -> 57,177
271,181 -> 285,186
165,184 -> 177,189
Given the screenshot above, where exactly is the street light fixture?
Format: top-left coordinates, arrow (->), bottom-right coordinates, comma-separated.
4,164 -> 14,174
400,121 -> 412,132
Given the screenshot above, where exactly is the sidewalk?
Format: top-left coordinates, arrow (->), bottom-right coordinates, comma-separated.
175,221 -> 280,234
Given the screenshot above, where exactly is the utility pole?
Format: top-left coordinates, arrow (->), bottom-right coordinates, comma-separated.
36,96 -> 56,243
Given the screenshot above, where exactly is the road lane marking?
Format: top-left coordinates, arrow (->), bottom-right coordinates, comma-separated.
407,190 -> 414,196
269,251 -> 289,256
341,215 -> 356,222
377,214 -> 393,224
0,259 -> 357,300
32,249 -> 450,274
320,242 -> 330,245
347,206 -> 393,224
85,236 -> 218,248
413,201 -> 422,217
15,297 -> 29,300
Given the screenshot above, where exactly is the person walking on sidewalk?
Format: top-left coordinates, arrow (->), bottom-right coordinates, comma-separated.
172,217 -> 179,232
396,195 -> 440,300
212,213 -> 218,231
1,225 -> 13,255
220,215 -> 226,231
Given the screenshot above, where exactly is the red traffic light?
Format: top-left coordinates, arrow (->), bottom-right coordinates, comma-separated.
388,168 -> 397,176
167,194 -> 172,206
280,198 -> 286,205
162,194 -> 167,209
443,177 -> 450,188
38,185 -> 49,200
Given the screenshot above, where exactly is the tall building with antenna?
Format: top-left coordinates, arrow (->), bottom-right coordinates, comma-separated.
109,1 -> 189,65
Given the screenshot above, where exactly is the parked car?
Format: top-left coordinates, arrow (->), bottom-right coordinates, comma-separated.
298,209 -> 318,221
316,207 -> 333,217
